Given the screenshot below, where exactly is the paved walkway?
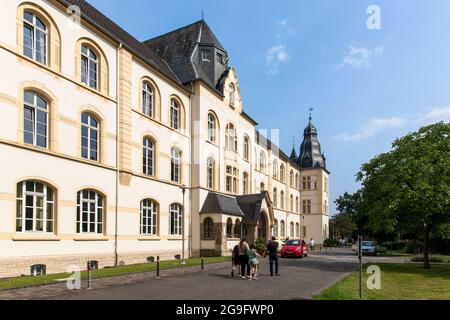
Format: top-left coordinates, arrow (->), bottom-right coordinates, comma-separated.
0,248 -> 405,300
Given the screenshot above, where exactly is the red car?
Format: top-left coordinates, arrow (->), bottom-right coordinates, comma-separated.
280,239 -> 308,258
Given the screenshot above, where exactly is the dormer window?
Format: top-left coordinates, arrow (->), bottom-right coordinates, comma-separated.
202,50 -> 211,62
217,53 -> 225,65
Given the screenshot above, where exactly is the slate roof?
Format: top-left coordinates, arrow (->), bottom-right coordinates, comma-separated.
143,20 -> 226,90
57,0 -> 183,87
236,192 -> 269,222
199,192 -> 243,217
297,119 -> 327,170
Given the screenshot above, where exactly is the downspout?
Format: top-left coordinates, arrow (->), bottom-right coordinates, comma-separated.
114,42 -> 123,267
189,81 -> 195,258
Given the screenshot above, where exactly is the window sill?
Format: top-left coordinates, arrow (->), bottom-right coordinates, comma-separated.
138,236 -> 161,241
74,235 -> 109,241
167,236 -> 182,241
12,234 -> 61,241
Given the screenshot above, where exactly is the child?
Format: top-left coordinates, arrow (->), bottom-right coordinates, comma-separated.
231,244 -> 240,277
247,244 -> 259,280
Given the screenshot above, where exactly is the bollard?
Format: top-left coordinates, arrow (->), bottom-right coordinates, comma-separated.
201,257 -> 204,271
156,256 -> 160,279
87,261 -> 92,290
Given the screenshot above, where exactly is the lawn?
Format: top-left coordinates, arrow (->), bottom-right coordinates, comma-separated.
0,256 -> 230,291
314,263 -> 450,300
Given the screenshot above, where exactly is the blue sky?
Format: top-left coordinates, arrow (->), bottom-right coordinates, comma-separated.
88,0 -> 450,215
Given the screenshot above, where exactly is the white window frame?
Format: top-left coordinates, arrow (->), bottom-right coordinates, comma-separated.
171,148 -> 181,183
77,190 -> 104,234
207,158 -> 215,189
81,45 -> 98,90
16,181 -> 54,233
169,203 -> 182,235
24,91 -> 48,148
81,113 -> 99,161
207,113 -> 216,142
23,11 -> 48,65
142,82 -> 154,117
170,99 -> 180,130
141,199 -> 158,235
143,138 -> 154,176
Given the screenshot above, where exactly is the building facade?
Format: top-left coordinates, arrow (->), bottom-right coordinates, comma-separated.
0,0 -> 329,277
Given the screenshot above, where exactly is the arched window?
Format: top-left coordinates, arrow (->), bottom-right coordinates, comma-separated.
273,188 -> 278,207
260,182 -> 265,192
225,123 -> 237,151
229,83 -> 235,106
207,113 -> 217,143
290,222 -> 294,237
81,113 -> 99,161
203,217 -> 214,239
142,81 -> 154,117
280,164 -> 285,183
171,148 -> 181,183
290,194 -> 294,212
81,45 -> 98,90
273,219 -> 278,238
16,180 -> 54,233
272,160 -> 278,179
170,98 -> 180,130
24,91 -> 48,148
296,223 -> 300,238
143,138 -> 154,176
77,190 -> 104,234
260,151 -> 266,173
295,173 -> 299,189
226,218 -> 233,238
243,136 -> 250,160
169,203 -> 182,235
234,219 -> 241,238
290,170 -> 294,187
280,191 -> 285,209
242,172 -> 249,195
140,199 -> 158,235
280,220 -> 285,238
296,196 -> 299,213
23,11 -> 47,64
207,157 -> 215,189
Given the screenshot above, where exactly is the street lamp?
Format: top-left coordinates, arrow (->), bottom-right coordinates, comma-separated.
180,185 -> 187,264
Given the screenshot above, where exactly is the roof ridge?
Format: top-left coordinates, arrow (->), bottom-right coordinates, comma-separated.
143,20 -> 203,44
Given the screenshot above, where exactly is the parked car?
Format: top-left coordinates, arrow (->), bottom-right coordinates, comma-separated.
280,239 -> 308,258
352,240 -> 383,256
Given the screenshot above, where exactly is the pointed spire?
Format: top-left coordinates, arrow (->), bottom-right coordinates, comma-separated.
290,136 -> 297,161
297,109 -> 326,169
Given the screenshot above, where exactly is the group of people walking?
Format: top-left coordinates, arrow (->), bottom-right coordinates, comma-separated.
231,236 -> 280,280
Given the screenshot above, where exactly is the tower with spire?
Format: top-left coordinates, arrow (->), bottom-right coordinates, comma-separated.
297,108 -> 326,169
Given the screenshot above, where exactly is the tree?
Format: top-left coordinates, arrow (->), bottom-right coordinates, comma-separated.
330,212 -> 356,240
334,190 -> 364,237
357,122 -> 450,269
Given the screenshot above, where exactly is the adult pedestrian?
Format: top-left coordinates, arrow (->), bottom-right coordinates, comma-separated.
264,236 -> 280,276
309,238 -> 315,252
238,238 -> 250,279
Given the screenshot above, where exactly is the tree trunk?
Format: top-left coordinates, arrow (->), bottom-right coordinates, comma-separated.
423,226 -> 432,269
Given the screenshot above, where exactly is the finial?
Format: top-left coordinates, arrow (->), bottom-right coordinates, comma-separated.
308,107 -> 314,121
201,10 -> 205,21
293,136 -> 295,148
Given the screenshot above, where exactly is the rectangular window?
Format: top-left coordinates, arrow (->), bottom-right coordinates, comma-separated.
202,50 -> 211,61
302,200 -> 311,214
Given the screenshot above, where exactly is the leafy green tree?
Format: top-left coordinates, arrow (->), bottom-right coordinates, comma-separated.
334,190 -> 364,237
357,122 -> 450,268
330,212 -> 356,239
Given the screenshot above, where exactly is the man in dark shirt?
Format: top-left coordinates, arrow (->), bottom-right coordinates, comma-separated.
265,236 -> 280,276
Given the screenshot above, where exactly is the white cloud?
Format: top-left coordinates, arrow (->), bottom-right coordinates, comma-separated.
419,106 -> 450,123
278,19 -> 288,27
266,45 -> 289,74
337,45 -> 384,69
335,117 -> 407,142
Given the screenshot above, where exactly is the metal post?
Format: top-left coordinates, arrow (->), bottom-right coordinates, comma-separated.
358,236 -> 363,299
87,261 -> 92,290
181,186 -> 186,265
156,256 -> 160,279
201,257 -> 204,271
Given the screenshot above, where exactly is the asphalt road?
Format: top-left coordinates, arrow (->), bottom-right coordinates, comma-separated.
49,250 -> 361,300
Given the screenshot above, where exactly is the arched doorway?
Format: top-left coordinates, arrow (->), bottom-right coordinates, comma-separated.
257,211 -> 268,240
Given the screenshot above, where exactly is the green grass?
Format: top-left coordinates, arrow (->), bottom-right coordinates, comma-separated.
0,256 -> 230,291
378,250 -> 413,257
314,263 -> 450,300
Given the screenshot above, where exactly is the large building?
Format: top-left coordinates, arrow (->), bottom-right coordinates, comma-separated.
0,0 -> 329,277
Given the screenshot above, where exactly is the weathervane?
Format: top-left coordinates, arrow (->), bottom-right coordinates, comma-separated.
308,107 -> 314,121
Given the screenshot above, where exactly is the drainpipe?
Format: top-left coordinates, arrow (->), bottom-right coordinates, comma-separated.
189,81 -> 195,258
114,42 -> 123,267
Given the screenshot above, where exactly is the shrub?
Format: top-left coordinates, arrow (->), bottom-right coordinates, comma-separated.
323,238 -> 341,247
255,237 -> 266,255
